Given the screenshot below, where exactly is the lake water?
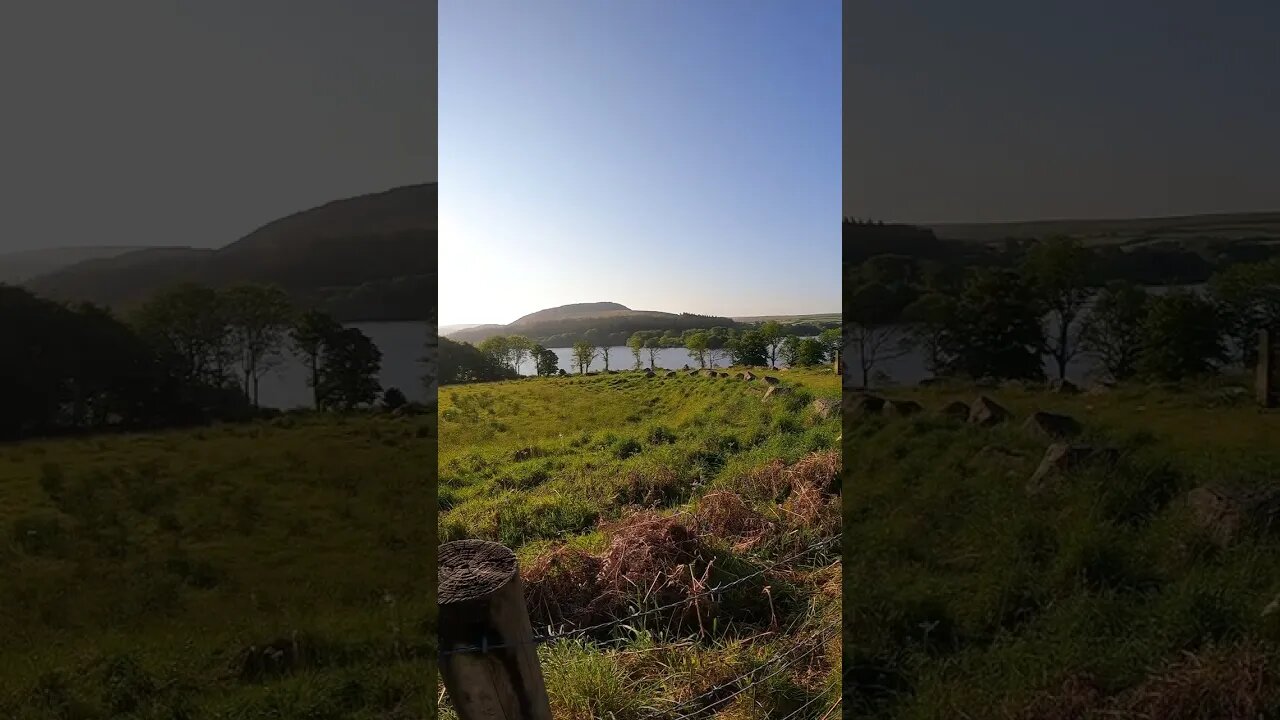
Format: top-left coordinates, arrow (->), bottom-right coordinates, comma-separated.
257,321 -> 430,409
517,346 -> 734,375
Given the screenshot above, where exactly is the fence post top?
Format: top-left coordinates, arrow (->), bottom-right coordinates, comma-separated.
439,539 -> 518,605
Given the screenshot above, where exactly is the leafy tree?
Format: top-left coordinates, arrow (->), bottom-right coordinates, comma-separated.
478,336 -> 513,371
599,344 -> 612,371
1137,290 -> 1226,381
706,333 -> 730,368
382,387 -> 407,409
134,283 -> 232,387
1080,282 -> 1149,381
439,337 -> 515,384
643,337 -> 661,370
1210,258 -> 1280,364
571,340 -> 597,374
818,327 -> 843,363
534,344 -> 560,376
1025,237 -> 1093,380
796,338 -> 826,366
507,335 -> 535,374
291,309 -> 344,407
627,334 -> 645,369
317,327 -> 382,409
223,284 -> 294,406
758,321 -> 784,368
941,269 -> 1046,382
902,292 -> 955,377
779,335 -> 802,367
730,330 -> 769,367
684,332 -> 709,369
846,282 -> 911,387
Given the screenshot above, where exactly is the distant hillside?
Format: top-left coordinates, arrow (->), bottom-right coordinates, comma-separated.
925,210 -> 1280,245
446,303 -> 739,347
25,184 -> 436,321
0,246 -> 152,284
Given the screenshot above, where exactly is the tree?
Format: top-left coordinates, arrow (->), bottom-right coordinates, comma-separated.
599,344 -> 612,371
706,333 -> 730,368
507,335 -> 534,375
758,321 -> 784,368
439,337 -> 515,384
134,283 -> 232,387
1080,282 -> 1149,381
846,282 -> 911,387
382,387 -> 407,409
941,269 -> 1046,382
818,327 -> 842,362
1025,237 -> 1094,380
1210,258 -> 1280,364
902,292 -> 955,377
1137,290 -> 1226,382
730,330 -> 769,367
317,327 -> 382,409
571,340 -> 597,374
685,332 -> 709,369
478,336 -> 513,372
291,309 -> 344,407
796,338 -> 826,366
643,337 -> 661,370
534,344 -> 560,376
627,334 -> 645,370
779,335 -> 802,367
223,284 -> 294,406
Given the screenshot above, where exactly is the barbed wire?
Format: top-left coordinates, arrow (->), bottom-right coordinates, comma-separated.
438,532 -> 840,658
775,679 -> 840,720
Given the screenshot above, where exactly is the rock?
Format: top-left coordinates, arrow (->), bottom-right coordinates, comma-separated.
940,400 -> 970,421
968,395 -> 1011,426
1048,378 -> 1080,394
742,371 -> 756,381
682,365 -> 691,371
665,371 -> 677,378
1026,443 -> 1120,494
763,385 -> 792,401
811,397 -> 839,420
763,376 -> 781,386
846,394 -> 885,416
704,369 -> 718,377
884,399 -> 923,417
1187,484 -> 1280,547
719,372 -> 730,378
1023,411 -> 1083,439
643,369 -> 656,378
688,369 -> 700,376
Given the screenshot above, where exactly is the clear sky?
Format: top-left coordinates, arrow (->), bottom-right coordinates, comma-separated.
0,1 -> 435,254
845,0 -> 1280,223
439,1 -> 841,327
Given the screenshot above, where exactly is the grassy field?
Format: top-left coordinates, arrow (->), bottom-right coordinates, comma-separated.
844,378 -> 1280,718
0,413 -> 435,719
439,367 -> 842,718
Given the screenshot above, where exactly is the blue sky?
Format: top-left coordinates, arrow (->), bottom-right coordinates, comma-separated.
439,1 -> 840,326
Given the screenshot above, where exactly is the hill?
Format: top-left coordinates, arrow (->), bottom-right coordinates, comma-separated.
24,184 -> 436,321
925,210 -> 1280,245
445,303 -> 740,347
0,246 -> 153,284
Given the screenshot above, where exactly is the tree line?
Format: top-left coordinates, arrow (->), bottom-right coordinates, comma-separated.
1,282 -> 393,441
438,321 -> 844,384
845,236 -> 1280,386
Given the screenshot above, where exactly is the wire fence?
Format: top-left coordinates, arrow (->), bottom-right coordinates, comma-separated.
437,532 -> 841,658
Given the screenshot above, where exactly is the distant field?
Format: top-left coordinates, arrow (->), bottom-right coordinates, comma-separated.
439,368 -> 841,718
927,211 -> 1280,245
732,312 -> 842,324
0,414 -> 434,719
845,379 -> 1280,718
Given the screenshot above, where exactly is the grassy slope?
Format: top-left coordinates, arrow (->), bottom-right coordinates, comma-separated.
0,414 -> 435,719
439,367 -> 842,719
844,380 -> 1280,719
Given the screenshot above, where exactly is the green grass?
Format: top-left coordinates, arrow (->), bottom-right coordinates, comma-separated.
0,412 -> 435,719
440,367 -> 842,719
844,379 -> 1280,718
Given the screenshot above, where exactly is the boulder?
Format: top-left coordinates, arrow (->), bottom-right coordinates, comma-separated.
763,385 -> 792,401
742,371 -> 756,381
763,376 -> 781,386
643,369 -> 656,378
665,371 -> 677,378
1187,484 -> 1280,547
719,372 -> 730,378
811,397 -> 839,420
703,369 -> 718,377
1023,411 -> 1083,439
940,400 -> 970,421
846,394 -> 885,416
688,369 -> 700,376
884,399 -> 923,417
968,395 -> 1011,426
1026,443 -> 1120,494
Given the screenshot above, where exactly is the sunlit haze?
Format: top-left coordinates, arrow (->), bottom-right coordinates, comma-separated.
439,1 -> 840,327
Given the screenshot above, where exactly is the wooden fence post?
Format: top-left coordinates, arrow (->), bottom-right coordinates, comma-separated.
438,539 -> 552,720
1259,328 -> 1278,409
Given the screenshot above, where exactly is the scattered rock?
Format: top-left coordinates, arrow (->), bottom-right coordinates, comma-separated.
1026,443 -> 1120,494
719,372 -> 730,378
846,394 -> 885,416
703,369 -> 718,377
885,399 -> 923,417
763,376 -> 781,386
1047,378 -> 1080,394
665,371 -> 677,378
742,371 -> 756,381
811,397 -> 839,420
1188,484 -> 1280,547
940,400 -> 970,421
968,395 -> 1011,426
1023,411 -> 1083,439
688,370 -> 700,376
763,386 -> 791,401
643,369 -> 655,378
